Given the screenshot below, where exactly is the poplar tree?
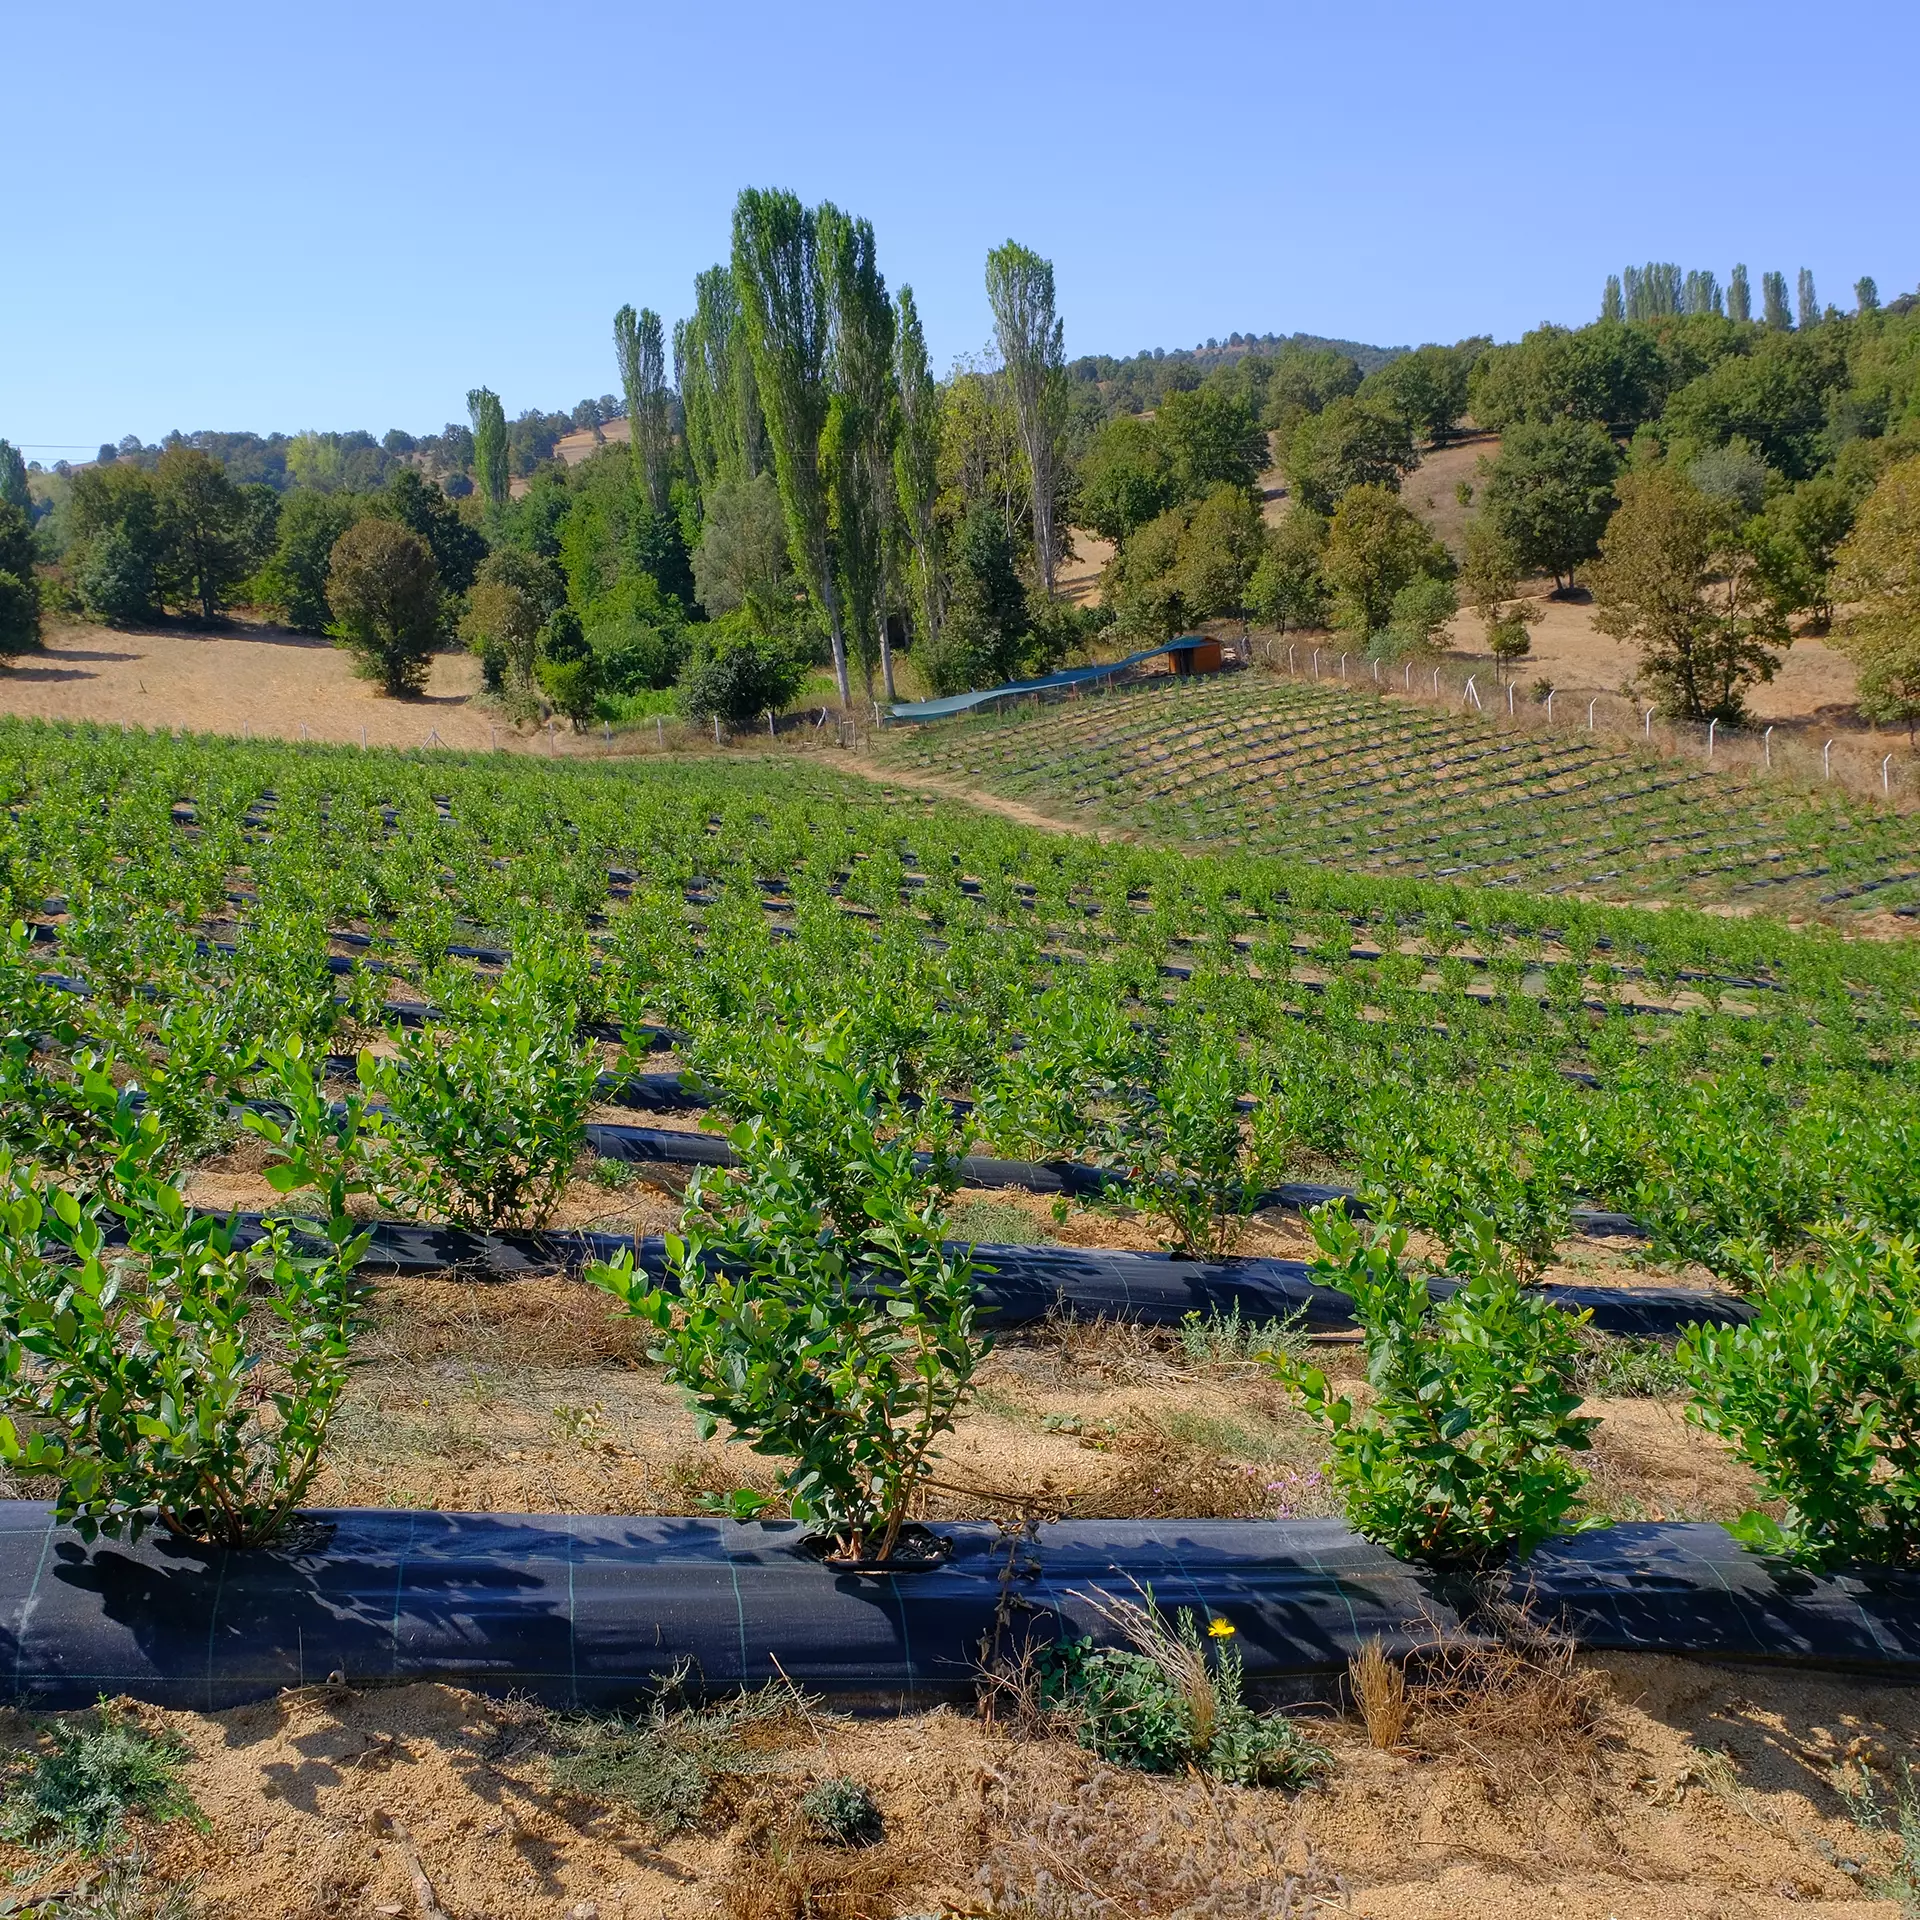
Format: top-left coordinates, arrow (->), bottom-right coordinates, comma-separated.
1856,277 -> 1881,315
732,186 -> 850,706
614,304 -> 671,515
675,266 -> 764,500
1600,275 -> 1623,323
1762,272 -> 1792,330
1729,264 -> 1752,322
467,387 -> 509,519
985,240 -> 1067,595
892,286 -> 945,666
1796,268 -> 1819,330
821,205 -> 897,700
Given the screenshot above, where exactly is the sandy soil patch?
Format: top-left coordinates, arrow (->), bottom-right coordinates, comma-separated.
0,618 -> 534,751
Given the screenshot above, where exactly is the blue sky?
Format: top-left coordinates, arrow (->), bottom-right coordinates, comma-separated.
6,0 -> 1916,456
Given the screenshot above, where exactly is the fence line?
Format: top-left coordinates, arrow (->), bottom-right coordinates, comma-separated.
1248,635 -> 1915,808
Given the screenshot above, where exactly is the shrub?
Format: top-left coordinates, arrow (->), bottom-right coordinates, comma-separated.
537,606 -> 601,728
1274,1206 -> 1596,1567
1100,1023 -> 1293,1256
0,1056 -> 369,1546
1038,1598 -> 1328,1789
587,1029 -> 986,1562
326,517 -> 440,697
0,568 -> 39,658
361,945 -> 603,1229
678,632 -> 807,731
77,526 -> 159,625
0,1704 -> 201,1856
1679,1225 -> 1920,1568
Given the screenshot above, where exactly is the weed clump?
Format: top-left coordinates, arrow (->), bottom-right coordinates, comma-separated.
1038,1594 -> 1327,1791
547,1678 -> 811,1838
0,1704 -> 201,1856
798,1776 -> 885,1847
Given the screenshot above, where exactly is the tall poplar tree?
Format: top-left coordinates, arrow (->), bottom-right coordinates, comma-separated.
614,304 -> 671,515
674,266 -> 764,501
892,286 -> 945,667
1856,277 -> 1881,315
1600,275 -> 1623,323
1762,272 -> 1793,330
822,205 -> 897,701
1796,268 -> 1819,330
985,240 -> 1066,595
0,440 -> 28,515
732,186 -> 850,706
467,387 -> 508,520
1729,264 -> 1752,322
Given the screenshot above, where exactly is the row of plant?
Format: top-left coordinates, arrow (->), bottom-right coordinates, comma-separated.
883,676 -> 1920,913
1,1018 -> 1912,1591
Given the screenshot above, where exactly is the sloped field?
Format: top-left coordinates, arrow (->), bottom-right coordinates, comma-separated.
879,674 -> 1920,918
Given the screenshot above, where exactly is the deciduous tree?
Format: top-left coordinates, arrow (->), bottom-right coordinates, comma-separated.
1746,474 -> 1855,629
153,446 -> 248,621
255,490 -> 361,632
467,387 -> 509,519
1321,484 -> 1452,638
1478,418 -> 1620,593
1247,507 -> 1329,634
614,304 -> 671,515
1832,456 -> 1920,741
1155,384 -> 1269,495
891,286 -> 945,661
732,187 -> 850,706
1283,399 -> 1417,515
985,240 -> 1067,595
327,518 -> 441,697
0,441 -> 28,515
692,472 -> 795,631
1590,466 -> 1788,722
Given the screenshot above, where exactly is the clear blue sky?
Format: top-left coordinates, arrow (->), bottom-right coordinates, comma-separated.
6,0 -> 1916,456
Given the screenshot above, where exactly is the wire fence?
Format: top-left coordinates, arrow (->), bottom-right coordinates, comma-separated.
1248,634 -> 1918,809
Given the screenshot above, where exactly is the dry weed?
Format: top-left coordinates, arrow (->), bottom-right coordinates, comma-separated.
362,1277 -> 649,1370
1007,1310 -> 1174,1388
717,1807 -> 914,1920
1073,1416 -> 1325,1522
1347,1640 -> 1408,1752
1402,1606 -> 1621,1806
976,1767 -> 1348,1918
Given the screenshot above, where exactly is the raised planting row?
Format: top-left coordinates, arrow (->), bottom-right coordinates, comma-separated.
879,674 -> 1920,916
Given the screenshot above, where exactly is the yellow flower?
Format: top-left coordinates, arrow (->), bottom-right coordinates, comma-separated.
1208,1618 -> 1236,1639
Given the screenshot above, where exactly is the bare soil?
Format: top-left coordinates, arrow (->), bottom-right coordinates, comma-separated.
6,1651 -> 1907,1918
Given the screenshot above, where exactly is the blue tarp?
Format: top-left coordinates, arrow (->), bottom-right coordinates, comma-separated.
886,636 -> 1215,722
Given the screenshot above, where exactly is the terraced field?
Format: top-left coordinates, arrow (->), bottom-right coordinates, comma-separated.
877,674 -> 1920,919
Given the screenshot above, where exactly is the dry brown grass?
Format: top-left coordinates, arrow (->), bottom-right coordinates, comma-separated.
1401,1607 -> 1621,1808
717,1808 -> 915,1920
1347,1640 -> 1408,1752
361,1276 -> 650,1370
975,1767 -> 1348,1918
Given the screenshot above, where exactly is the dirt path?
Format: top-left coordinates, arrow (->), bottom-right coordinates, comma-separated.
840,753 -> 1117,840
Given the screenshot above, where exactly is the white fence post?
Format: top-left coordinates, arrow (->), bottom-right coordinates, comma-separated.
1764,724 -> 1773,768
1644,706 -> 1654,738
1707,718 -> 1716,760
1311,649 -> 1320,679
1885,754 -> 1894,796
1587,699 -> 1597,731
1507,683 -> 1515,716
1823,739 -> 1833,779
1431,666 -> 1441,695
1546,688 -> 1555,724
1464,675 -> 1481,709
1340,654 -> 1348,681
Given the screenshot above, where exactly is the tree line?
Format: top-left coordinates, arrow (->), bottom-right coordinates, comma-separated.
7,235 -> 1918,733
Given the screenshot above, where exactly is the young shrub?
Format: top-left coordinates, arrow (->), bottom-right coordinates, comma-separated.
362,942 -> 602,1229
1679,1226 -> 1920,1568
1039,1597 -> 1328,1790
798,1777 -> 885,1848
1102,1024 -> 1293,1257
1274,1206 -> 1597,1567
0,1050 -> 370,1547
587,1029 -> 986,1564
0,1704 -> 201,1856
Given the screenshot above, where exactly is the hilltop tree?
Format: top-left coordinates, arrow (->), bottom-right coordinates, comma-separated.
1155,385 -> 1269,496
1359,344 -> 1475,448
1762,272 -> 1792,331
1077,414 -> 1178,544
1590,466 -> 1788,722
327,518 -> 441,696
733,186 -> 850,705
892,285 -> 945,661
1283,399 -> 1417,515
1796,269 -> 1819,331
1832,456 -> 1920,741
985,240 -> 1067,595
468,387 -> 509,518
614,304 -> 672,515
1601,275 -> 1624,323
821,205 -> 897,699
1729,264 -> 1752,323
1856,277 -> 1881,315
1478,418 -> 1620,594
